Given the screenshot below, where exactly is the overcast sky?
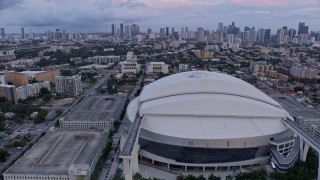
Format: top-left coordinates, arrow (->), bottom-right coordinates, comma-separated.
0,0 -> 319,34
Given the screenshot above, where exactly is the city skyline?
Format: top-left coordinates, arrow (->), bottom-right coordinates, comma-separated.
0,0 -> 319,33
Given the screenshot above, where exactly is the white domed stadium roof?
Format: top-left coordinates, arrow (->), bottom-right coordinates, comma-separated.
127,71 -> 289,140
139,71 -> 280,107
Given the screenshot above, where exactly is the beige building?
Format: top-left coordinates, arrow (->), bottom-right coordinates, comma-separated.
253,64 -> 274,76
34,69 -> 60,84
5,72 -> 29,87
146,62 -> 169,74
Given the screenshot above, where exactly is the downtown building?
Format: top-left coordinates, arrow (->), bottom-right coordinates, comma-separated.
55,75 -> 82,97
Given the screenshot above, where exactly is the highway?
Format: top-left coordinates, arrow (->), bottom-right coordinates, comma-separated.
283,119 -> 320,152
120,116 -> 142,157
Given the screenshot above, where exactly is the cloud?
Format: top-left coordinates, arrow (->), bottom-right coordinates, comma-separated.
0,0 -> 22,10
228,0 -> 320,7
0,0 -> 319,33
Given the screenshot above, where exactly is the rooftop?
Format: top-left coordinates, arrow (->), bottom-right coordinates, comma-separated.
5,129 -> 107,175
64,95 -> 125,122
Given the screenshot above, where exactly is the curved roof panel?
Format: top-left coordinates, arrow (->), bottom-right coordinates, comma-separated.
139,71 -> 280,107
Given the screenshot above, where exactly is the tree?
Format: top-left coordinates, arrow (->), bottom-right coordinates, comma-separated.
0,148 -> 9,162
208,173 -> 221,180
294,86 -> 305,92
40,87 -> 50,96
42,94 -> 52,102
133,173 -> 142,180
226,175 -> 233,180
0,120 -> 5,131
34,109 -> 48,124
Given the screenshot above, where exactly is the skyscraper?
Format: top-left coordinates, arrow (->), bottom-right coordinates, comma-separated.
264,29 -> 271,41
298,22 -> 309,35
196,27 -> 205,42
0,28 -> 5,38
166,27 -> 169,36
112,24 -> 116,37
218,22 -> 223,33
131,24 -> 140,36
171,27 -> 175,36
120,23 -> 124,38
125,25 -> 131,38
147,28 -> 152,34
160,28 -> 165,38
21,27 -> 25,39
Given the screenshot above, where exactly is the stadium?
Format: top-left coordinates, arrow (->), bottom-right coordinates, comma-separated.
121,71 -> 299,178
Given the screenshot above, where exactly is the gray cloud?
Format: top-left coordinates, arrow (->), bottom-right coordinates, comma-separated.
0,0 -> 319,33
0,0 -> 21,10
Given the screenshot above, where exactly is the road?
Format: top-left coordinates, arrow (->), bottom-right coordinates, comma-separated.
99,74 -> 144,180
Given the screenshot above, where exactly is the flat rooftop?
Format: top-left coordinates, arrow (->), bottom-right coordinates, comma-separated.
64,95 -> 125,122
20,71 -> 45,76
5,129 -> 107,175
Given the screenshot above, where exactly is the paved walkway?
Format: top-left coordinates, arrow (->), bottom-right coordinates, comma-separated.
138,163 -> 266,180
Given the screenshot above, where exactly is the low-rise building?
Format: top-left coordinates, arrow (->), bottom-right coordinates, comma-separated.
146,62 -> 169,74
16,81 -> 50,100
86,56 -> 120,64
3,129 -> 108,180
120,61 -> 140,74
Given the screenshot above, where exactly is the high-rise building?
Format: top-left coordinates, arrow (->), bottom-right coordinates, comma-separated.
0,28 -> 5,38
147,28 -> 152,34
160,28 -> 166,38
120,23 -> 124,38
196,27 -> 205,42
112,24 -> 116,37
0,84 -> 17,104
21,27 -> 25,40
264,29 -> 271,41
131,24 -> 140,36
298,22 -> 309,35
171,27 -> 175,36
62,29 -> 66,41
218,22 -> 223,33
55,75 -> 82,97
125,25 -> 131,38
257,28 -> 266,42
289,29 -> 296,41
228,21 -> 237,35
166,27 -> 169,36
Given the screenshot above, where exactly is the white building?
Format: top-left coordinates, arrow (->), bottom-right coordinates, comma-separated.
126,51 -> 138,61
120,61 -> 140,74
120,71 -> 299,179
55,75 -> 82,97
16,81 -> 50,100
0,50 -> 16,61
146,62 -> 169,74
178,64 -> 189,72
50,46 -> 64,52
0,75 -> 6,84
86,56 -> 120,64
